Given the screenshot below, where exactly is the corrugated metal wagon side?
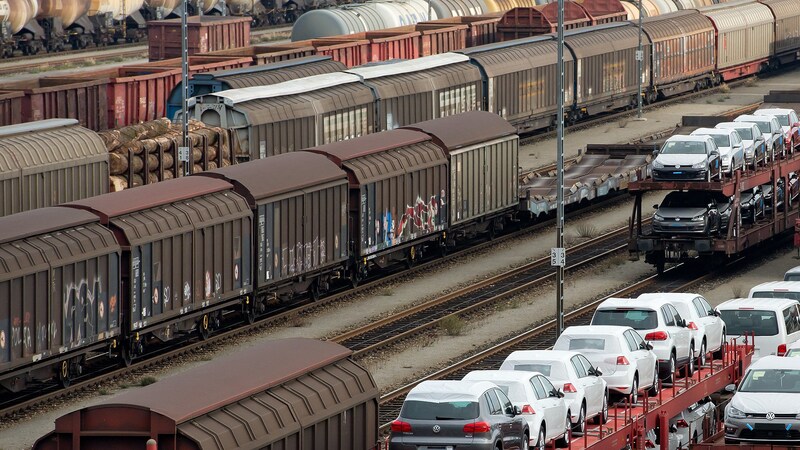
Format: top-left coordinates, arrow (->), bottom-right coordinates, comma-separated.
758,0 -> 800,65
0,91 -> 23,127
641,10 -> 716,99
699,0 -> 774,81
307,129 -> 448,281
405,111 -> 519,242
462,36 -> 575,133
0,207 -> 122,393
193,72 -> 375,162
201,44 -> 317,64
198,152 -> 349,309
166,56 -> 346,120
33,338 -> 380,450
0,119 -> 108,217
564,22 -> 652,118
4,78 -> 109,131
147,16 -> 251,61
65,177 -> 253,360
347,53 -> 483,131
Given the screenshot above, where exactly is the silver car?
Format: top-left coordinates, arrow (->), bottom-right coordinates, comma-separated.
716,122 -> 767,168
724,356 -> 800,443
390,380 -> 530,450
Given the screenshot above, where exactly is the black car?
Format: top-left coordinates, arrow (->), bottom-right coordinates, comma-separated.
740,187 -> 764,224
653,191 -> 732,235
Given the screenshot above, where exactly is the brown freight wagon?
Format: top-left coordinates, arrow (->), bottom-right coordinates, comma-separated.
564,22 -> 651,118
4,77 -> 109,131
427,15 -> 501,47
392,23 -> 469,56
346,53 -> 483,131
0,91 -> 23,126
405,111 -> 519,241
0,119 -> 108,217
641,10 -> 716,99
34,338 -> 381,450
147,16 -> 251,61
65,176 -> 252,360
201,43 -> 316,65
0,207 -> 121,392
192,72 -> 375,161
307,129 -> 448,280
497,4 -> 591,41
757,0 -> 800,65
461,36 -> 576,133
576,0 -> 629,25
199,152 -> 349,306
317,30 -> 422,63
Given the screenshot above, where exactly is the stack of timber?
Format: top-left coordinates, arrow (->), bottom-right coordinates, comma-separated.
100,119 -> 234,191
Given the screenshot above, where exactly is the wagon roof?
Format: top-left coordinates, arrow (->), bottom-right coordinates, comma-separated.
0,119 -> 107,172
194,55 -> 337,80
208,72 -> 361,106
65,176 -> 232,222
306,129 -> 433,164
200,152 -> 347,204
347,53 -> 469,79
0,207 -> 99,245
404,111 -> 516,151
107,338 -> 353,423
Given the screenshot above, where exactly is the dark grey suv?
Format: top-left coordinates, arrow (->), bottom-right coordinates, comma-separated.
652,191 -> 732,235
390,380 -> 530,450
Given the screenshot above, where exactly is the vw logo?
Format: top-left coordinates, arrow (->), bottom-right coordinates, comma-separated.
675,218 -> 681,221
433,425 -> 441,433
766,412 -> 775,421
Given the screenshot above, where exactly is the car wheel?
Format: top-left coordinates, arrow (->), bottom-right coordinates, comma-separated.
536,428 -> 546,450
686,343 -> 695,376
699,339 -> 707,367
596,392 -> 609,424
523,432 -> 531,450
666,352 -> 677,384
572,403 -> 586,434
649,365 -> 660,396
556,414 -> 571,448
714,328 -> 726,359
630,375 -> 639,405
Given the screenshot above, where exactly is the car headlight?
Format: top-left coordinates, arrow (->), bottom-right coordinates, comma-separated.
652,159 -> 664,169
692,161 -> 707,169
654,213 -> 664,221
727,406 -> 746,419
691,215 -> 705,222
722,156 -> 731,164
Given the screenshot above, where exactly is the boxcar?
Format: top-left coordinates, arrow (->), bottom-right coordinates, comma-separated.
347,53 -> 482,131
461,36 -> 575,133
641,10 -> 716,98
0,119 -> 108,218
65,177 -> 252,360
0,91 -> 23,127
193,72 -> 375,161
0,207 -> 121,392
4,78 -> 109,131
34,338 -> 381,450
199,152 -> 350,307
307,130 -> 448,280
166,56 -> 348,119
564,22 -> 652,118
699,0 -> 774,81
405,111 -> 519,241
758,0 -> 800,65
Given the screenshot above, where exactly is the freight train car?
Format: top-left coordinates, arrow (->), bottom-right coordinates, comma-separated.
34,338 -> 381,450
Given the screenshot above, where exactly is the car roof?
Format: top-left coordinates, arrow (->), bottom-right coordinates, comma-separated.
665,134 -> 711,143
407,380 -> 498,402
638,293 -> 700,304
597,296 -> 664,309
748,355 -> 800,370
691,127 -> 731,136
716,122 -> 752,129
561,325 -> 630,337
463,370 -> 541,383
756,108 -> 793,115
737,114 -> 774,122
788,340 -> 800,349
786,265 -> 800,274
504,350 -> 579,362
717,297 -> 800,310
750,281 -> 800,291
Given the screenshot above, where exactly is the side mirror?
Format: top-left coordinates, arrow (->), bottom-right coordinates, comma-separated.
551,389 -> 565,398
652,149 -> 659,157
710,150 -> 720,158
711,309 -> 720,317
594,367 -> 603,376
680,319 -> 688,328
669,424 -> 678,433
725,384 -> 737,393
647,343 -> 654,350
653,204 -> 659,210
513,405 -> 522,416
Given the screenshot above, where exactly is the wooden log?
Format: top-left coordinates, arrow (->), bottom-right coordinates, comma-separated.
130,155 -> 144,173
160,153 -> 174,170
141,139 -> 159,153
162,171 -> 174,181
131,174 -> 144,187
146,154 -> 159,172
109,152 -> 129,175
147,172 -> 159,184
109,175 -> 128,192
193,164 -> 203,173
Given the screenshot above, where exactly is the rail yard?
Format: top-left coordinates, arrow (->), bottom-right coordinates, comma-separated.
5,1 -> 800,449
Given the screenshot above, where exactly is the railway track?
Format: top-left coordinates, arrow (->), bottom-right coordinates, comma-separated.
374,235 -> 788,431
0,190 -> 630,422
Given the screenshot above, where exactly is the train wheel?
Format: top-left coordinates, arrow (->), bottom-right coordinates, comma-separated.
244,297 -> 256,324
121,343 -> 133,367
310,280 -> 321,301
199,314 -> 210,340
59,361 -> 71,388
405,246 -> 417,269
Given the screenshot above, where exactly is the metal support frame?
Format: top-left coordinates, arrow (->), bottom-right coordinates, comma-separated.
180,0 -> 190,176
555,0 -> 565,336
637,0 -> 643,119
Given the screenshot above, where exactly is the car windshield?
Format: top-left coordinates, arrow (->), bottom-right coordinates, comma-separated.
567,338 -> 607,351
739,369 -> 800,393
494,382 -> 527,402
752,121 -> 771,134
592,308 -> 658,330
661,140 -> 707,155
774,115 -> 790,126
719,310 -> 778,336
662,193 -> 711,208
751,291 -> 800,300
786,274 -> 800,281
735,127 -> 753,140
708,134 -> 730,148
512,363 -> 552,376
400,400 -> 479,420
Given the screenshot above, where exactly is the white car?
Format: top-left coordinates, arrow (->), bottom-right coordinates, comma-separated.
749,281 -> 800,301
500,350 -> 607,434
553,325 -> 657,404
716,122 -> 768,167
784,266 -> 800,281
639,293 -> 726,366
651,135 -> 721,182
463,370 -> 571,448
591,297 -> 694,383
724,356 -> 800,443
672,399 -> 716,448
755,108 -> 799,151
690,127 -> 745,176
785,341 -> 800,357
735,114 -> 785,158
716,298 -> 800,362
